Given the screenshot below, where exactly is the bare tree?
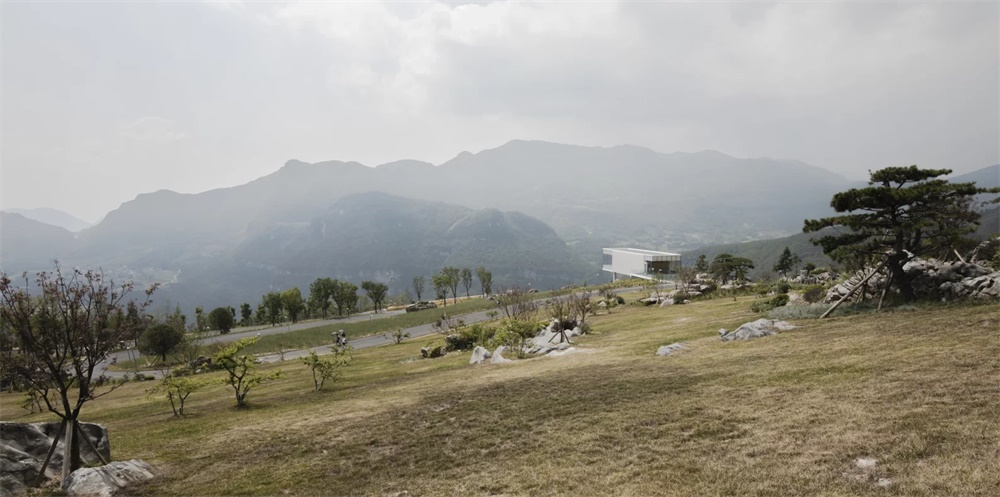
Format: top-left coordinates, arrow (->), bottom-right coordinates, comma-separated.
411,275 -> 425,302
567,289 -> 594,326
494,286 -> 539,321
0,264 -> 156,483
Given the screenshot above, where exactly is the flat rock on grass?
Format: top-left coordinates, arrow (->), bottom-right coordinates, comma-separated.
64,459 -> 155,497
719,319 -> 796,342
656,343 -> 686,356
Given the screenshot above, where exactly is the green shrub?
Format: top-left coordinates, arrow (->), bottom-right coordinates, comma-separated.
672,291 -> 691,303
444,322 -> 496,351
803,285 -> 826,303
775,282 -> 791,294
771,294 -> 790,307
170,365 -> 193,377
751,293 -> 789,313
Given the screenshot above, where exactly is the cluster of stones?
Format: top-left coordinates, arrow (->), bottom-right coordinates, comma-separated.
824,258 -> 999,303
469,319 -> 584,364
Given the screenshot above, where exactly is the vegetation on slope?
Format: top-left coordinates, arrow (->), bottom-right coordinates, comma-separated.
3,295 -> 997,496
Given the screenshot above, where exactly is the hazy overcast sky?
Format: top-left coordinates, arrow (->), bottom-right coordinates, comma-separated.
2,1 -> 997,222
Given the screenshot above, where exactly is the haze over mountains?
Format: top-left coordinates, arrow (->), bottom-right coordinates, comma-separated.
1,207 -> 94,232
2,140 -> 996,314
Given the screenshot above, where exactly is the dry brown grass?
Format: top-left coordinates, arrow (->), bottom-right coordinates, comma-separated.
2,297 -> 998,496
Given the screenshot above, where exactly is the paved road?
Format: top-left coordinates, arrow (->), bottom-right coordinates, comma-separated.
102,284 -> 657,378
101,309 -> 405,378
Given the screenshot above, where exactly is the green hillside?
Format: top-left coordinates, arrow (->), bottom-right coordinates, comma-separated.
683,229 -> 838,277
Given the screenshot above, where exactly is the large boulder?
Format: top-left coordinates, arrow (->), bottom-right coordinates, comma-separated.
491,346 -> 513,364
1,445 -> 40,496
64,459 -> 155,497
469,346 -> 492,365
719,319 -> 796,342
0,422 -> 111,493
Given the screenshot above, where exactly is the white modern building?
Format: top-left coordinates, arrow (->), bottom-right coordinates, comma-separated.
602,248 -> 682,281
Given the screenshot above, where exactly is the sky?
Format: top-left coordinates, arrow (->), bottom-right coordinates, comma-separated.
1,1 -> 998,222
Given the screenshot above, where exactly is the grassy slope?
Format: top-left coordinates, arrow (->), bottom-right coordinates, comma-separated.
3,296 -> 998,496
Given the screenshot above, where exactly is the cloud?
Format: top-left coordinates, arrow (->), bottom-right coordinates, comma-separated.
119,116 -> 188,144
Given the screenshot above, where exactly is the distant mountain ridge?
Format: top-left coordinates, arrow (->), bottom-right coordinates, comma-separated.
4,140 -> 996,315
2,207 -> 93,232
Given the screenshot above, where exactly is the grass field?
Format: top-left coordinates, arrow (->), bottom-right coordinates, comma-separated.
3,296 -> 998,496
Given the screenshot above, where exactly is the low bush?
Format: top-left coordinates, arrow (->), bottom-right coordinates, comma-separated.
170,365 -> 194,377
803,285 -> 826,303
444,322 -> 496,351
750,293 -> 790,313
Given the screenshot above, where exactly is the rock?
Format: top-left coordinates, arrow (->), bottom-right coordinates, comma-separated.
875,478 -> 892,488
855,458 -> 878,469
719,319 -> 796,341
0,422 -> 111,492
491,346 -> 513,364
639,297 -> 660,306
659,299 -> 675,307
656,343 -> 686,356
64,459 -> 155,497
469,346 -> 492,365
1,445 -> 40,496
547,347 -> 577,357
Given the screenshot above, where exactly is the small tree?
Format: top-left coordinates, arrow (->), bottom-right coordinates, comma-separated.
676,266 -> 697,292
494,287 -> 538,321
309,278 -> 336,319
772,247 -> 802,278
476,266 -> 493,297
461,268 -> 474,298
330,280 -> 358,317
138,323 -> 185,363
731,257 -> 755,284
432,274 -> 450,306
301,348 -> 352,391
412,275 -> 425,301
239,302 -> 252,326
491,319 -> 539,359
148,375 -> 208,416
262,292 -> 284,326
805,165 -> 999,302
567,290 -> 593,326
390,328 -> 410,344
0,264 -> 156,480
208,306 -> 235,334
709,254 -> 754,285
281,288 -> 305,323
694,254 -> 709,274
194,306 -> 207,332
214,337 -> 281,407
361,281 -> 389,313
441,267 -> 461,304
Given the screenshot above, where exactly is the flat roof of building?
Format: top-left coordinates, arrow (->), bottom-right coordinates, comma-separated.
604,247 -> 681,257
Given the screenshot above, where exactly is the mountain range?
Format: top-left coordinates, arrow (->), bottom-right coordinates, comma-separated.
1,207 -> 94,232
2,140 -> 995,314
